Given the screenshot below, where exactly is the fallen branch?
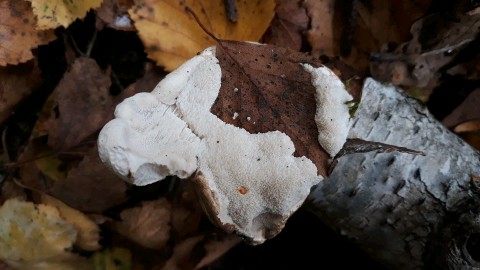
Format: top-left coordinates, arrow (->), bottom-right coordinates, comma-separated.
307,79 -> 480,269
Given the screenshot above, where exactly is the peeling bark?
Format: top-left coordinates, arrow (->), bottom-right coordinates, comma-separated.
307,79 -> 480,269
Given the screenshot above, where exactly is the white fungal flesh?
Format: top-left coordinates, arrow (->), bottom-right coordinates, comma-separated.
302,64 -> 353,157
98,48 -> 326,243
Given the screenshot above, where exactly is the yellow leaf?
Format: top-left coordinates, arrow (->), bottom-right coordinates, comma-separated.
29,0 -> 104,30
34,155 -> 67,182
40,194 -> 101,251
0,199 -> 92,270
129,0 -> 275,71
0,0 -> 55,66
92,247 -> 132,270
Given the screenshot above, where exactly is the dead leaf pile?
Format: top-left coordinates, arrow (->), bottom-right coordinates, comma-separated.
0,0 -> 480,269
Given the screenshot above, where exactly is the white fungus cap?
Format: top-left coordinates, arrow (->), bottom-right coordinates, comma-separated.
98,47 -> 352,243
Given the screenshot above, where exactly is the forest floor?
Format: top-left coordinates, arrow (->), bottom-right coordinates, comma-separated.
0,0 -> 479,269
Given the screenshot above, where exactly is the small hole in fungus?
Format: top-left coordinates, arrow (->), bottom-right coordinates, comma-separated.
238,186 -> 248,195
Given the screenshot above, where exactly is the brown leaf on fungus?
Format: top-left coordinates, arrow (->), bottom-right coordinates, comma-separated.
0,61 -> 42,124
114,198 -> 171,250
263,0 -> 309,51
0,0 -> 55,66
50,145 -> 127,213
33,57 -> 112,150
128,0 -> 275,70
210,41 -> 363,176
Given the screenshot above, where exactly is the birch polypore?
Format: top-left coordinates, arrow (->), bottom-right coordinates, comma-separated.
98,47 -> 353,243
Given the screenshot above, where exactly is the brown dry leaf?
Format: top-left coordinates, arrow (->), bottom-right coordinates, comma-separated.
96,0 -> 135,30
263,0 -> 308,50
161,233 -> 240,270
193,234 -> 241,269
451,119 -> 480,149
370,11 -> 480,101
50,145 -> 127,213
161,235 -> 204,270
305,0 -> 336,56
0,61 -> 42,124
0,260 -> 15,270
210,41 -> 363,176
0,180 -> 27,205
29,0 -> 103,30
170,181 -> 202,240
40,193 -> 101,251
306,0 -> 431,72
114,198 -> 171,250
33,57 -> 112,150
0,198 -> 92,270
443,89 -> 480,128
129,0 -> 275,71
0,0 -> 55,66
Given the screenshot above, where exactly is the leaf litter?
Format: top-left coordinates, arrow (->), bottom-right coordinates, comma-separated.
0,0 -> 480,269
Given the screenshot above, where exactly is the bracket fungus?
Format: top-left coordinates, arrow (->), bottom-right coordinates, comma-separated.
98,46 -> 355,244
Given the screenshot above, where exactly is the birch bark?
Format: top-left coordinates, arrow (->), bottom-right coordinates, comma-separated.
307,79 -> 480,269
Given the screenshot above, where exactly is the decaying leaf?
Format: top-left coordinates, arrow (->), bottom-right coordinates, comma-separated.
211,41 -> 363,176
263,0 -> 308,50
33,57 -> 112,150
443,89 -> 480,128
0,61 -> 42,124
92,247 -> 132,270
40,193 -> 101,251
306,0 -> 431,72
170,181 -> 203,240
0,0 -> 55,66
96,0 -> 135,31
370,11 -> 480,101
193,234 -> 241,269
0,199 -> 92,270
114,198 -> 171,250
162,233 -> 240,270
128,0 -> 275,70
50,145 -> 127,213
29,0 -> 103,30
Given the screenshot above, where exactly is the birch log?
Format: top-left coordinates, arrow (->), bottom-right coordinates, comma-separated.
307,79 -> 480,269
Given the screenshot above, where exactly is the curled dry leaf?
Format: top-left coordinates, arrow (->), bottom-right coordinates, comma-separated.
0,199 -> 92,270
0,0 -> 55,66
28,0 -> 103,30
33,57 -> 112,150
128,0 -> 275,70
114,198 -> 171,250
